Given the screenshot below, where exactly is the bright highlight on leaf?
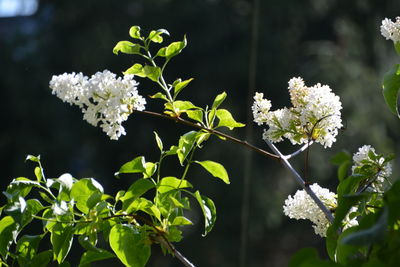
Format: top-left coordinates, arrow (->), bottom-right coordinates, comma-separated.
195,160 -> 230,184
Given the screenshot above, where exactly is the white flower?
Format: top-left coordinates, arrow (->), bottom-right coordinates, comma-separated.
352,145 -> 392,192
381,17 -> 400,43
283,183 -> 357,237
49,70 -> 146,140
252,92 -> 272,126
253,77 -> 342,148
283,183 -> 336,237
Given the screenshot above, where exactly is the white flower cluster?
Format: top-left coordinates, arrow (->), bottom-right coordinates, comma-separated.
252,77 -> 342,148
50,70 -> 146,140
283,183 -> 358,237
352,145 -> 392,192
381,17 -> 400,43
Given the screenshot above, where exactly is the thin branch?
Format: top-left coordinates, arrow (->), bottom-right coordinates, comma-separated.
265,139 -> 335,223
103,214 -> 196,267
134,109 -> 335,223
132,109 -> 280,160
283,141 -> 314,160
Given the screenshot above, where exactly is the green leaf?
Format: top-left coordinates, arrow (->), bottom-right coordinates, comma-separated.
332,194 -> 366,231
16,235 -> 42,266
215,109 -> 245,130
171,216 -> 193,226
212,92 -> 227,109
21,199 -> 44,227
148,30 -> 163,43
26,154 -> 40,163
121,179 -> 155,209
165,36 -> 187,60
186,110 -> 203,123
124,198 -> 161,221
335,227 -> 361,265
385,180 -> 400,224
156,47 -> 167,57
143,65 -> 161,82
113,41 -> 141,55
395,42 -> 400,56
382,64 -> 400,117
173,78 -> 194,96
115,156 -> 146,177
326,227 -> 339,261
150,92 -> 169,101
124,64 -> 146,77
341,209 -> 388,246
0,216 -> 17,258
109,224 -> 150,267
129,26 -> 142,39
154,131 -> 163,152
79,249 -> 115,267
331,151 -> 351,182
193,191 -> 216,236
157,177 -> 192,194
30,250 -> 52,267
50,223 -> 74,264
177,131 -> 198,165
144,162 -> 157,178
70,178 -> 104,213
195,160 -> 230,184
34,166 -> 42,182
170,101 -> 197,112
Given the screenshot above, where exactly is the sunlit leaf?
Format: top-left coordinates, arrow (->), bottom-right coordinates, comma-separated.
193,191 -> 216,236
70,178 -> 103,213
154,131 -> 163,152
212,92 -> 227,109
78,249 -> 115,267
215,109 -> 245,130
195,160 -> 230,184
123,64 -> 146,77
113,41 -> 141,55
157,177 -> 192,194
109,224 -> 150,267
0,216 -> 17,258
115,156 -> 146,177
173,78 -> 194,96
50,223 -> 74,264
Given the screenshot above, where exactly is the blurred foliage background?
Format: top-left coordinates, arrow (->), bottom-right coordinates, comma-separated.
1,0 -> 400,266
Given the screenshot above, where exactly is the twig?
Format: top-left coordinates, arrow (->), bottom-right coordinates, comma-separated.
283,141 -> 314,160
265,139 -> 335,223
134,109 -> 335,223
132,110 -> 280,160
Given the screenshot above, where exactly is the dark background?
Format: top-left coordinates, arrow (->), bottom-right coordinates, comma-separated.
1,0 -> 400,266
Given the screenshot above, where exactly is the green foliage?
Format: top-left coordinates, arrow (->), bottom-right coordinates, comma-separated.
291,147 -> 398,267
382,64 -> 400,117
1,114 -> 226,266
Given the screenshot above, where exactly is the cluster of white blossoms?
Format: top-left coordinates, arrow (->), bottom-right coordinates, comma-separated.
50,70 -> 146,140
283,183 -> 358,237
352,145 -> 392,192
380,17 -> 400,43
252,77 -> 342,148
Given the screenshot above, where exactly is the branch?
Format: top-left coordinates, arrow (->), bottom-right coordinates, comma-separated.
133,110 -> 280,160
264,139 -> 335,223
134,109 -> 335,223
